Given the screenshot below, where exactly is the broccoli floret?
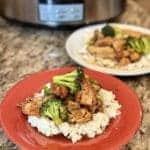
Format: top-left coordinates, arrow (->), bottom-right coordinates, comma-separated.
53,67 -> 84,94
126,36 -> 142,53
126,36 -> 150,54
40,99 -> 68,126
102,25 -> 115,37
141,37 -> 150,54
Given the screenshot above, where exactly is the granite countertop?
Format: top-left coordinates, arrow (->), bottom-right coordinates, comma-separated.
0,0 -> 150,149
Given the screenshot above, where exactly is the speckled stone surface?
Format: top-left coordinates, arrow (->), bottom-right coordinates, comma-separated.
0,0 -> 150,149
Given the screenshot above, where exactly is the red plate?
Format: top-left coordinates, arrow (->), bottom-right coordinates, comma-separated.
0,67 -> 142,150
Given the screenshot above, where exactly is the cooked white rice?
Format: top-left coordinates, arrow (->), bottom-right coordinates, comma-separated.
28,88 -> 121,143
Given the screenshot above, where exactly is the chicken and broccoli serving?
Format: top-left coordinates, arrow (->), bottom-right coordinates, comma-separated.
19,68 -> 121,143
82,25 -> 150,69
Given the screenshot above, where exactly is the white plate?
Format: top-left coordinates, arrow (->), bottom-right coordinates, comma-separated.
66,23 -> 150,76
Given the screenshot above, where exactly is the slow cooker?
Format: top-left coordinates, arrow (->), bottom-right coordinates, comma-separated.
0,0 -> 124,27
